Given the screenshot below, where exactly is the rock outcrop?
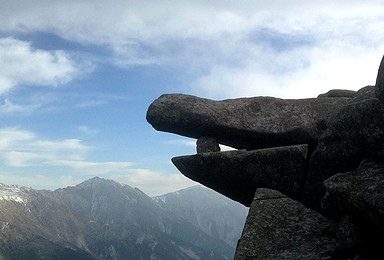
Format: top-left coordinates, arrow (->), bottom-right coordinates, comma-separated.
235,189 -> 337,260
147,94 -> 350,150
172,145 -> 308,206
146,54 -> 384,259
322,159 -> 384,227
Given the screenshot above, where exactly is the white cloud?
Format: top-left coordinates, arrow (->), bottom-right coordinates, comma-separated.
195,47 -> 383,99
0,98 -> 41,114
111,169 -> 197,196
3,151 -> 39,167
0,37 -> 80,94
47,160 -> 133,175
0,127 -> 90,167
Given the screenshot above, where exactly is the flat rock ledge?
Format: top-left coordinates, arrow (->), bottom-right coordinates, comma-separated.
235,188 -> 337,260
172,144 -> 308,207
147,94 -> 350,150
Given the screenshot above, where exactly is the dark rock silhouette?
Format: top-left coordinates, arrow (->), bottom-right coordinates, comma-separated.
375,54 -> 384,103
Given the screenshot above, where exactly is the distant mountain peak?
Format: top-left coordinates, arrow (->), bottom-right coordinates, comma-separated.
0,183 -> 31,205
74,176 -> 122,188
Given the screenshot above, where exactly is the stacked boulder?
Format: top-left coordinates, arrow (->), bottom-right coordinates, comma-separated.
146,55 -> 384,259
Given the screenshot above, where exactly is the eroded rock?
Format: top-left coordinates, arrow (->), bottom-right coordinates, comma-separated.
235,188 -> 337,260
322,159 -> 384,227
172,144 -> 308,206
147,94 -> 350,150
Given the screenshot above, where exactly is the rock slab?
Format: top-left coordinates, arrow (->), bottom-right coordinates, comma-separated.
235,188 -> 336,260
172,144 -> 308,207
147,94 -> 350,150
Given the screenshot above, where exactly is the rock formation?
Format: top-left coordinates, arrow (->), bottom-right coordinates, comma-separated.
235,189 -> 337,259
172,145 -> 308,206
147,94 -> 350,150
147,54 -> 384,259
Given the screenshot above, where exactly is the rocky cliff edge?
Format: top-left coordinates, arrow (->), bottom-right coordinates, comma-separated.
146,55 -> 384,259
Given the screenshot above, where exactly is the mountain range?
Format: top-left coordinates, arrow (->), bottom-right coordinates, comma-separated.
0,177 -> 248,260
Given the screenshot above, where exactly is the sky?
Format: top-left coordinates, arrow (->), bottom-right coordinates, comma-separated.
0,0 -> 384,196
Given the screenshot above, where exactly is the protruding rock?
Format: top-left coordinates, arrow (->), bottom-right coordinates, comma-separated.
196,137 -> 220,153
172,145 -> 308,206
147,94 -> 350,150
234,188 -> 337,260
375,55 -> 384,103
318,89 -> 356,98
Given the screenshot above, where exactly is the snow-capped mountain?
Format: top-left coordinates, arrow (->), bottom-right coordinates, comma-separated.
0,178 -> 243,260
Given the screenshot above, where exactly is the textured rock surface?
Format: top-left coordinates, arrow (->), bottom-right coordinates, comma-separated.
302,90 -> 382,210
335,215 -> 363,256
172,145 -> 308,206
327,98 -> 384,156
322,159 -> 384,227
235,189 -> 336,260
147,94 -> 350,150
196,136 -> 220,153
351,85 -> 376,102
303,128 -> 364,210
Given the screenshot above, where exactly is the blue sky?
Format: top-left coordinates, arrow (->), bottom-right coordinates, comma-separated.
0,0 -> 384,196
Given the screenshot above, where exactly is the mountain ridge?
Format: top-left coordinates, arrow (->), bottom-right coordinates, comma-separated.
0,177 -> 245,259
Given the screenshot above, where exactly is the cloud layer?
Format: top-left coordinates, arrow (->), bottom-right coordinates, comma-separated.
0,128 -> 89,167
1,1 -> 383,99
0,37 -> 79,94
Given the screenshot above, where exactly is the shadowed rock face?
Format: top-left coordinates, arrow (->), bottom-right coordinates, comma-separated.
147,94 -> 350,150
172,145 -> 308,206
322,159 -> 384,227
235,189 -> 337,260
